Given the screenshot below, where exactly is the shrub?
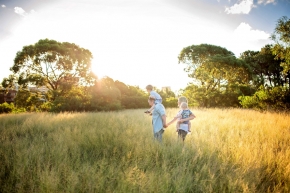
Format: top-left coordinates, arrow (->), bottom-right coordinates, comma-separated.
0,102 -> 15,113
164,97 -> 178,108
239,86 -> 290,110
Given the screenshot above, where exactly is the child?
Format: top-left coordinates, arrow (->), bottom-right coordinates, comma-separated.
166,97 -> 195,141
144,84 -> 162,114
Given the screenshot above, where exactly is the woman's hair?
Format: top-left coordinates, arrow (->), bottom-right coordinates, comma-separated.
146,84 -> 153,91
178,96 -> 188,103
180,102 -> 188,109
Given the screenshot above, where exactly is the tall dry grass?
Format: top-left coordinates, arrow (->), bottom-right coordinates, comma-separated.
0,108 -> 290,192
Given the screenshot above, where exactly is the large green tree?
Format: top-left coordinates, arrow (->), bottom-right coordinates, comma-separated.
240,45 -> 284,87
8,39 -> 95,93
178,44 -> 250,88
178,44 -> 251,107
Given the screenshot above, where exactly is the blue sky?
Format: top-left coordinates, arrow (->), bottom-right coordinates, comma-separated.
0,0 -> 290,92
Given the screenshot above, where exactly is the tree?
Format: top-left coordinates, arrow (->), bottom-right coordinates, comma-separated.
14,89 -> 45,111
153,87 -> 176,107
240,45 -> 284,88
1,74 -> 17,89
237,17 -> 290,111
50,86 -> 92,112
90,77 -> 147,110
10,39 -> 95,96
179,44 -> 250,88
271,16 -> 290,85
178,44 -> 251,107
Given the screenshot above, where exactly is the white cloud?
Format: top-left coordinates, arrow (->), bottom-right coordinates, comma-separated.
225,0 -> 254,14
234,22 -> 269,40
14,7 -> 27,16
227,22 -> 271,55
257,0 -> 276,5
14,7 -> 36,17
1,5 -> 6,8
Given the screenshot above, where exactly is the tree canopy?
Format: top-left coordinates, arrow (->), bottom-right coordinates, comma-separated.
240,45 -> 285,88
271,16 -> 290,76
178,44 -> 251,107
9,39 -> 95,91
178,44 -> 250,86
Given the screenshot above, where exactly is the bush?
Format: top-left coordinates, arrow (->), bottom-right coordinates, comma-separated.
39,102 -> 52,112
0,102 -> 15,113
239,86 -> 290,110
120,96 -> 148,109
164,97 -> 178,108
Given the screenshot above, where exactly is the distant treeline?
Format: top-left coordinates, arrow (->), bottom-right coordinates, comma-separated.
1,16 -> 290,113
0,77 -> 177,113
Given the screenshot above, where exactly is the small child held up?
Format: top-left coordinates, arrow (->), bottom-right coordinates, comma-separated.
178,102 -> 194,132
166,96 -> 196,141
144,84 -> 162,114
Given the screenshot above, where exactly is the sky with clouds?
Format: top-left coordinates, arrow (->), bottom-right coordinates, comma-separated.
0,0 -> 289,92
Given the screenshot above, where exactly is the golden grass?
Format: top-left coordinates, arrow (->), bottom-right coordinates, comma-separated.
0,108 -> 290,192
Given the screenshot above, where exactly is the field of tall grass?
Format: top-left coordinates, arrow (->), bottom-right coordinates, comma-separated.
1,108 -> 290,193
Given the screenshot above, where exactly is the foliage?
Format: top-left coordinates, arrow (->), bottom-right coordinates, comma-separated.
14,89 -> 47,111
89,77 -> 145,111
239,42 -> 290,111
239,86 -> 290,110
240,45 -> 286,88
154,87 -> 176,108
177,17 -> 290,110
1,109 -> 290,192
0,101 -> 26,114
2,74 -> 177,113
38,102 -> 52,112
178,44 -> 251,85
4,18 -> 290,112
271,16 -> 290,76
0,102 -> 14,113
164,97 -> 178,108
1,74 -> 17,89
120,96 -> 148,109
50,87 -> 92,112
182,83 -> 255,108
178,44 -> 252,107
7,39 -> 95,95
49,77 -> 150,112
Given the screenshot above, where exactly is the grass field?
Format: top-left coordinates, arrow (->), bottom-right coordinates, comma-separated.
1,108 -> 290,193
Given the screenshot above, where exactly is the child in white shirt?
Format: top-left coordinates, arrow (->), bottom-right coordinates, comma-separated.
166,97 -> 196,141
